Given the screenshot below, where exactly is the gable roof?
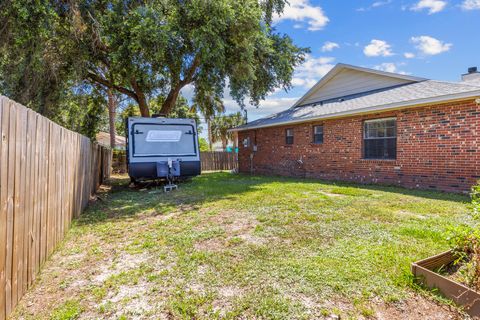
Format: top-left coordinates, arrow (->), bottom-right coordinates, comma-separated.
232,64 -> 480,132
96,132 -> 126,150
293,63 -> 427,108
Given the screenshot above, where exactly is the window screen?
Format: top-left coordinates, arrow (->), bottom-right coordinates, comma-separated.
313,126 -> 324,144
363,118 -> 396,159
286,128 -> 294,145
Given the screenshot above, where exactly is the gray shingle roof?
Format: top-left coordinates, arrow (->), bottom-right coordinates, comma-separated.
233,80 -> 480,131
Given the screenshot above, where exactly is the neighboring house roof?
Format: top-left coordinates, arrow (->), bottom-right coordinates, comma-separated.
232,63 -> 480,132
96,132 -> 126,150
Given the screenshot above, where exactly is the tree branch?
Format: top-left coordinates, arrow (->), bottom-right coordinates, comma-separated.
180,54 -> 201,86
86,71 -> 138,100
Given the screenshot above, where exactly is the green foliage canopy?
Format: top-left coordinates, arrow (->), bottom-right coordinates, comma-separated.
1,0 -> 307,120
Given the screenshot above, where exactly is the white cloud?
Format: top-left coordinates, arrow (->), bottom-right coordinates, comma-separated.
274,0 -> 329,31
462,0 -> 480,10
372,0 -> 392,7
374,63 -> 410,75
404,52 -> 415,59
374,63 -> 398,73
292,55 -> 335,88
321,41 -> 340,52
357,0 -> 392,11
363,40 -> 394,57
411,36 -> 452,55
411,0 -> 447,14
180,84 -> 195,101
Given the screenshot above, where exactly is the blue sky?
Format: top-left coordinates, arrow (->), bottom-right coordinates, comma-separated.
195,0 -> 480,139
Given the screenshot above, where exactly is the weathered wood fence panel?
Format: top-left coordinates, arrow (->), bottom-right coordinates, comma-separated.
97,150 -> 236,174
201,152 -> 238,171
0,96 -> 111,319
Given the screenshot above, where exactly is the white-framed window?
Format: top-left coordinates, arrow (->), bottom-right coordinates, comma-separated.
285,128 -> 294,145
363,118 -> 397,160
313,125 -> 324,144
243,137 -> 251,148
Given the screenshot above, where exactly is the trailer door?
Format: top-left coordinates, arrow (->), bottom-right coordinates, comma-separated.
131,123 -> 197,157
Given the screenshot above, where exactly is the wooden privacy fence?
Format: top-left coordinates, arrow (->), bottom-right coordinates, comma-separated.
201,151 -> 238,171
0,96 -> 112,320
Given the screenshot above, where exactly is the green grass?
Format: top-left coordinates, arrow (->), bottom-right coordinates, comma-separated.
14,172 -> 472,319
49,300 -> 82,320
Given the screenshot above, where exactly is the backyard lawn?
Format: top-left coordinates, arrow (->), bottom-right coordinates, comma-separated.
11,172 -> 473,319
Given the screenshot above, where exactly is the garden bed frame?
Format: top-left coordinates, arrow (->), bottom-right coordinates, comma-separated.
412,250 -> 480,317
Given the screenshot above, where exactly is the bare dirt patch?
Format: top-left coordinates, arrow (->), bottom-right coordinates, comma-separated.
372,294 -> 468,320
317,190 -> 346,198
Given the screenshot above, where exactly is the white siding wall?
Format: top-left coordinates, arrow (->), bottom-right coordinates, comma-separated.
301,69 -> 414,105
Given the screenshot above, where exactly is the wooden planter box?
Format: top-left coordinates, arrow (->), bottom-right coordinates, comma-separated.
412,250 -> 480,317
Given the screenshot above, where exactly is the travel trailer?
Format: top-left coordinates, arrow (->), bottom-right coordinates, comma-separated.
126,117 -> 201,184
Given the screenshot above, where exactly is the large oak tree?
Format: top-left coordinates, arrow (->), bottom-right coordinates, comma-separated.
1,0 -> 308,118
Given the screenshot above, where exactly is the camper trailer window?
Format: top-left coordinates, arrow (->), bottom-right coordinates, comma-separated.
131,123 -> 197,157
146,130 -> 182,142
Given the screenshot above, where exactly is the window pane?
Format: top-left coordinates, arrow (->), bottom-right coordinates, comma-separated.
286,136 -> 294,145
386,127 -> 395,137
364,138 -> 396,159
313,126 -> 323,144
366,128 -> 377,139
386,119 -> 396,127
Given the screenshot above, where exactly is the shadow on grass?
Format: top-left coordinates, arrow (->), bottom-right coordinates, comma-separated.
76,172 -> 469,227
76,172 -> 272,226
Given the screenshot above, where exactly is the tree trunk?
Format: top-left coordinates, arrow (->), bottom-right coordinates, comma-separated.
222,138 -> 227,151
136,90 -> 150,117
130,78 -> 150,117
160,85 -> 182,115
107,89 -> 117,149
207,119 -> 213,151
233,132 -> 238,151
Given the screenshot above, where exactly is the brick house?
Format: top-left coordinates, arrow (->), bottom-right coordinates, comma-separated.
232,64 -> 480,193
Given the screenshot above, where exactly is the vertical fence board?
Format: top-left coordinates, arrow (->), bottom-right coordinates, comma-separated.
12,104 -> 26,305
0,99 -> 7,320
32,114 -> 40,283
5,101 -> 16,316
0,96 -> 112,317
200,152 -> 238,171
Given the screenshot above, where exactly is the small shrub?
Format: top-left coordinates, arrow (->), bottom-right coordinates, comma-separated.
449,182 -> 480,291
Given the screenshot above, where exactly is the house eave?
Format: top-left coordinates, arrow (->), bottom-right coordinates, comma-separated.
230,90 -> 480,132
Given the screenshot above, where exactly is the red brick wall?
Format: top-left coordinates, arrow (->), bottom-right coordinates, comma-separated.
238,99 -> 480,193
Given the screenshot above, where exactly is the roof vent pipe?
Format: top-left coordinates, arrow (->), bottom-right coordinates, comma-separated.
462,66 -> 480,83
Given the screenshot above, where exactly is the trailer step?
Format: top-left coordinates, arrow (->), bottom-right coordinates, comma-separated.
164,184 -> 178,192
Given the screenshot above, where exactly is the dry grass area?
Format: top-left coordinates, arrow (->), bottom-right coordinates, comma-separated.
10,173 -> 474,319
